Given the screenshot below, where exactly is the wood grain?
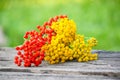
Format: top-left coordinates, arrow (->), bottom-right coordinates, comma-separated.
0,47 -> 120,80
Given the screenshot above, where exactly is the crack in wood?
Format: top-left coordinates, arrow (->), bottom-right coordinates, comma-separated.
0,68 -> 31,73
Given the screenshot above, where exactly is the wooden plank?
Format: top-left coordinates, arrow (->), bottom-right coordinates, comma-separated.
0,47 -> 120,80
0,66 -> 120,78
92,50 -> 120,58
0,72 -> 119,80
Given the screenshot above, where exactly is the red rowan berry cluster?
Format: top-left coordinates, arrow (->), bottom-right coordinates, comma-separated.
14,15 -> 67,67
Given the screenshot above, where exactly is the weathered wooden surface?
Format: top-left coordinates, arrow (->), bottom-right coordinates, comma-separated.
0,47 -> 120,80
0,28 -> 7,46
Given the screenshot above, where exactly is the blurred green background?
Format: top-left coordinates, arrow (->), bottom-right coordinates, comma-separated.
0,0 -> 120,51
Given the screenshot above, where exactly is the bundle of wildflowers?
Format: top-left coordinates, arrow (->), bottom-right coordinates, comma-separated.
14,15 -> 98,67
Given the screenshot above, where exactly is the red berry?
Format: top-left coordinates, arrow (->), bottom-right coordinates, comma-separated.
19,59 -> 22,62
14,59 -> 18,64
17,51 -> 22,55
37,25 -> 41,29
33,52 -> 39,58
40,52 -> 44,56
24,52 -> 29,56
40,56 -> 44,60
15,47 -> 20,50
60,15 -> 64,18
17,61 -> 21,66
26,32 -> 29,35
20,54 -> 24,58
34,61 -> 41,67
54,16 -> 59,21
24,35 -> 28,39
14,56 -> 19,60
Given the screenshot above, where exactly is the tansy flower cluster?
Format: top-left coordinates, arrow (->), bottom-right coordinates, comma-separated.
42,17 -> 98,64
71,35 -> 98,62
14,15 -> 98,67
51,18 -> 76,45
42,43 -> 73,64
